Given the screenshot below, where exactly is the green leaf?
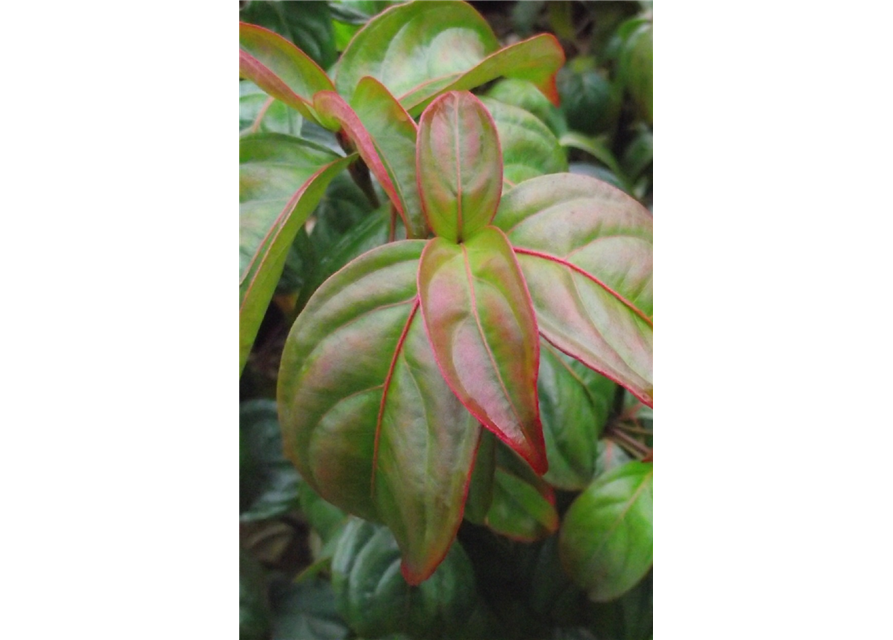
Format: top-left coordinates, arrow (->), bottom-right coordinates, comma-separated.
239,22 -> 335,125
485,444 -> 558,542
269,578 -> 350,640
240,80 -> 303,136
241,1 -> 337,69
617,22 -> 653,124
526,536 -> 589,627
464,429 -> 496,525
596,438 -> 633,479
418,227 -> 545,473
240,400 -> 302,521
557,58 -> 621,136
335,1 -> 563,113
479,97 -> 567,187
560,461 -> 653,602
539,342 -> 615,490
298,482 -> 348,547
314,78 -> 426,238
621,125 -> 653,182
492,174 -> 653,407
417,91 -> 502,242
239,136 -> 353,374
486,78 -> 568,136
559,132 -> 629,189
331,519 -> 477,638
278,241 -> 481,584
241,549 -> 272,640
586,570 -> 652,640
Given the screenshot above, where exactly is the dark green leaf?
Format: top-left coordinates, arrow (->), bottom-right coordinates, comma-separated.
269,577 -> 350,640
331,519 -> 477,638
417,91 -> 502,242
241,549 -> 271,640
492,174 -> 653,407
480,97 -> 567,188
616,22 -> 652,124
240,400 -> 302,521
418,227 -> 545,472
240,80 -> 303,136
241,1 -> 337,69
539,342 -> 615,490
278,241 -> 481,583
621,125 -> 653,182
485,444 -> 558,541
298,482 -> 348,547
464,429 -> 496,525
560,462 -> 653,602
586,570 -> 652,640
568,162 -> 627,192
557,57 -> 621,136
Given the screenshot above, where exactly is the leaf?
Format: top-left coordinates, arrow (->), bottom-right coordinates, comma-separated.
239,141 -> 354,374
596,438 -> 633,479
278,241 -> 481,584
298,482 -> 348,547
331,519 -> 477,638
241,1 -> 337,69
269,577 -> 350,640
314,78 -> 426,238
559,461 -> 653,602
539,342 -> 615,490
621,125 -> 653,182
492,173 -> 653,407
335,1 -> 563,113
586,570 -> 652,640
418,227 -> 545,472
617,22 -> 653,124
240,549 -> 272,640
479,97 -> 567,187
485,444 -> 558,542
239,22 -> 335,125
559,132 -> 629,189
486,78 -> 568,136
240,80 -> 303,136
557,57 -> 621,136
240,399 -> 302,521
526,536 -> 589,628
417,91 -> 502,242
464,429 -> 496,525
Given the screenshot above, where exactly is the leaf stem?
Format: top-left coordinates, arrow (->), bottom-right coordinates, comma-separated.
339,130 -> 380,209
607,430 -> 650,459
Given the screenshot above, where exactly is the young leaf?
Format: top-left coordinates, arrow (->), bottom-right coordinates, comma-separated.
492,173 -> 653,406
278,242 -> 481,584
479,97 -> 567,187
331,519 -> 477,638
417,91 -> 502,242
239,22 -> 335,125
560,461 -> 653,602
239,139 -> 354,374
334,1 -> 563,114
314,78 -> 426,238
417,227 -> 545,473
539,342 -> 615,491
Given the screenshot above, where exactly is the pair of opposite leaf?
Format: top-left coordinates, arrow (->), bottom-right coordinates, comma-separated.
278,90 -> 653,585
239,1 -> 652,585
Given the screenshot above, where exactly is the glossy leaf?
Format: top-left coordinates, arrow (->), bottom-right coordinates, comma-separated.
240,80 -> 303,136
335,1 -> 563,113
560,461 -> 653,602
486,78 -> 567,136
278,241 -> 481,584
240,400 -> 302,521
400,34 -> 565,114
239,22 -> 335,124
539,342 -> 615,490
464,429 -> 496,525
480,97 -> 567,187
417,91 -> 502,242
239,140 -> 354,374
269,578 -> 350,640
418,227 -> 545,472
492,173 -> 653,406
314,78 -> 426,238
485,445 -> 558,541
331,519 -> 477,638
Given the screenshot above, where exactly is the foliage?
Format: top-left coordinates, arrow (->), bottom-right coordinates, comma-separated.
239,2 -> 653,639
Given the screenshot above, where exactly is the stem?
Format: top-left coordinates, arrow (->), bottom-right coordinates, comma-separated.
388,205 -> 397,242
339,130 -> 380,209
607,430 -> 650,458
